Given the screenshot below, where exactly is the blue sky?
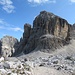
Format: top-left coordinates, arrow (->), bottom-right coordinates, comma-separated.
0,0 -> 75,40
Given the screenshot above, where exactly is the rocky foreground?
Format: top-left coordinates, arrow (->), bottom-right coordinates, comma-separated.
0,39 -> 75,75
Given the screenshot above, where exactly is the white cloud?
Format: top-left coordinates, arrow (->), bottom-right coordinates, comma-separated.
10,27 -> 23,32
0,0 -> 15,13
28,0 -> 56,4
0,19 -> 4,24
0,19 -> 23,32
70,0 -> 75,2
28,0 -> 48,4
0,19 -> 12,26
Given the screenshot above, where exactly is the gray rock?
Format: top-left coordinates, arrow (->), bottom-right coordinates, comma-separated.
0,35 -> 19,57
70,24 -> 75,39
3,62 -> 10,69
0,64 -> 4,69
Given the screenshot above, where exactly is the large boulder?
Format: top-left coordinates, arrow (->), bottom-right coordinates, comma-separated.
18,11 -> 72,54
0,35 -> 19,57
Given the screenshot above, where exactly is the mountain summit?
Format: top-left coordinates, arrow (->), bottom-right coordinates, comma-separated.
16,11 -> 72,54
0,11 -> 74,56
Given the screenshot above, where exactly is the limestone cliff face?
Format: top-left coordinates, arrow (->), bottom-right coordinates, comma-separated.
70,24 -> 75,39
54,18 -> 69,39
17,11 -> 72,54
33,11 -> 70,39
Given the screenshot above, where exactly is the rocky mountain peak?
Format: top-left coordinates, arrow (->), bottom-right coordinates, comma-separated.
24,23 -> 31,38
16,11 -> 72,54
40,10 -> 55,18
33,11 -> 70,39
0,11 -> 73,56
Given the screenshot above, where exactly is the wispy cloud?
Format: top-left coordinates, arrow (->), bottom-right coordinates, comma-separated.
10,27 -> 23,32
0,26 -> 4,29
0,0 -> 15,13
0,19 -> 23,32
0,19 -> 10,26
69,0 -> 75,3
27,0 -> 56,5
